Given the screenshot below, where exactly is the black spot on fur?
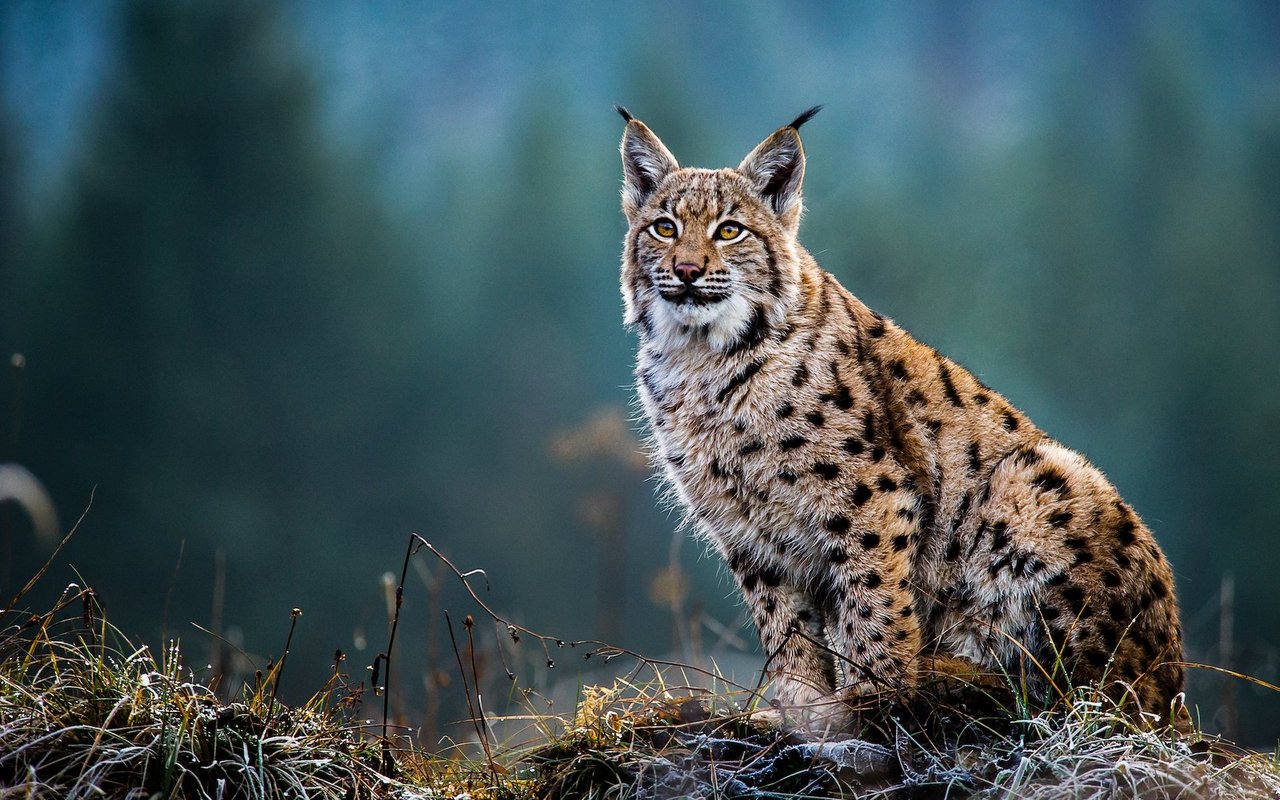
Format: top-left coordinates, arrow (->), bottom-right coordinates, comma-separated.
791,362 -> 809,386
889,360 -> 908,379
1048,511 -> 1073,528
876,476 -> 898,492
741,573 -> 759,591
967,521 -> 989,557
637,307 -> 655,337
860,532 -> 881,549
1064,536 -> 1088,550
826,515 -> 851,534
1102,571 -> 1122,588
863,572 -> 883,590
905,389 -> 926,406
764,597 -> 777,614
806,410 -> 825,427
924,419 -> 942,436
867,316 -> 886,337
777,470 -> 797,484
862,411 -> 877,441
813,462 -> 840,480
830,384 -> 854,409
852,483 -> 873,506
1032,469 -> 1068,494
828,547 -> 849,564
727,304 -> 770,355
944,537 -> 961,561
1040,605 -> 1062,621
762,239 -> 784,297
938,360 -> 964,406
716,358 -> 766,403
1072,550 -> 1094,566
1002,410 -> 1019,430
974,392 -> 990,405
949,492 -> 972,535
871,447 -> 886,462
989,521 -> 1011,551
891,535 -> 910,552
843,437 -> 864,455
739,440 -> 764,456
1062,586 -> 1087,613
761,565 -> 783,587
1015,445 -> 1042,467
1048,625 -> 1069,653
776,401 -> 794,418
780,435 -> 807,451
1115,519 -> 1137,546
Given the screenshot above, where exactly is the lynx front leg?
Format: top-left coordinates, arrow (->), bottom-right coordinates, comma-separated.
727,559 -> 839,727
822,549 -> 922,700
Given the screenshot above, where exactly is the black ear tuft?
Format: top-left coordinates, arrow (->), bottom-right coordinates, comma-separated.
615,105 -> 634,123
788,105 -> 824,131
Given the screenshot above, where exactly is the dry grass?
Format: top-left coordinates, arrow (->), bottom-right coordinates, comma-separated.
515,676 -> 1280,799
3,571 -> 1278,798
0,585 -> 402,799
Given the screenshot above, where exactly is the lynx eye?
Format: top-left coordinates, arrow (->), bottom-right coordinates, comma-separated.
716,221 -> 744,241
651,219 -> 677,239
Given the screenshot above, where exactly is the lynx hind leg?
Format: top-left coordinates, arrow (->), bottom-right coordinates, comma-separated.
971,440 -> 1184,713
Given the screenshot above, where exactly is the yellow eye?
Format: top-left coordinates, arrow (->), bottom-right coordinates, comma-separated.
652,219 -> 677,238
716,222 -> 743,241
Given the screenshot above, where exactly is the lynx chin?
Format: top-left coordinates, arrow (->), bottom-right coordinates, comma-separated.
616,105 -> 1184,733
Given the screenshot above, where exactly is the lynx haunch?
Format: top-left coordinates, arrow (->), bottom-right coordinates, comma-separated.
616,106 -> 1184,731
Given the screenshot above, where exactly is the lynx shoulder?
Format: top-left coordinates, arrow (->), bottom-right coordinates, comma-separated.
616,106 -> 1184,730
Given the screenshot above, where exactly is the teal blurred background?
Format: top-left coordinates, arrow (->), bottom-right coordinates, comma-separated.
2,1 -> 1278,743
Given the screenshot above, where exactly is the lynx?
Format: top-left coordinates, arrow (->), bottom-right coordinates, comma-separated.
616,106 -> 1184,731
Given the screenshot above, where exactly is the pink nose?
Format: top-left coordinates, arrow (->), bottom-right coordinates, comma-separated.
673,262 -> 704,284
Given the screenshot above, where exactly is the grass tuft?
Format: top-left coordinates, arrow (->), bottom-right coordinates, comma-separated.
0,585 -> 405,799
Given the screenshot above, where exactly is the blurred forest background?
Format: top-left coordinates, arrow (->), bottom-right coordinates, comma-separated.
2,1 -> 1278,744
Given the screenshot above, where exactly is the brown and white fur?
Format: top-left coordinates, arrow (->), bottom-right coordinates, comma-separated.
617,106 -> 1184,732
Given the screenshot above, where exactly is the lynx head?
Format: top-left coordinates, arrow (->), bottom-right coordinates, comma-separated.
617,106 -> 821,351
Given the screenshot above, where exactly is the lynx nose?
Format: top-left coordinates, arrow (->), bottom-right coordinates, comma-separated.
673,262 -> 704,284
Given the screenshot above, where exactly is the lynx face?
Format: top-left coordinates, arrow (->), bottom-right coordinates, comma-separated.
618,109 -> 819,352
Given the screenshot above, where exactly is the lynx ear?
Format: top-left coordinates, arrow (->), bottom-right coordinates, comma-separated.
738,107 -> 820,232
618,106 -> 678,220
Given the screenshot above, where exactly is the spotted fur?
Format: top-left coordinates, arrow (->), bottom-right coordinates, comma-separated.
617,109 -> 1185,730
